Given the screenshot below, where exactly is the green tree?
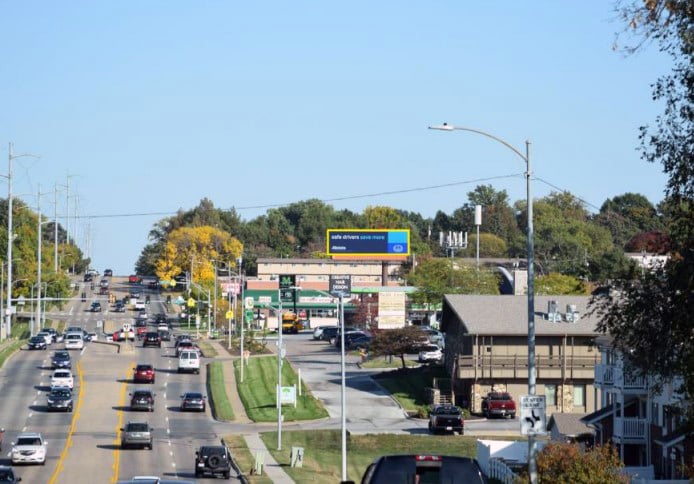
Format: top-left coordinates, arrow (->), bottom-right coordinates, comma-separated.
594,193 -> 663,249
458,233 -> 508,258
535,273 -> 589,295
369,326 -> 426,369
595,0 -> 694,426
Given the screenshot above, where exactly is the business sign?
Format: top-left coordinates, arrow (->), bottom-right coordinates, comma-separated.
221,282 -> 241,295
279,275 -> 296,303
329,275 -> 352,297
520,395 -> 547,435
326,229 -> 410,256
279,385 -> 297,405
377,291 -> 406,328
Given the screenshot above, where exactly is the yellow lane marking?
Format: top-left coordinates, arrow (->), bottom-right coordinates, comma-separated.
111,367 -> 130,483
48,361 -> 84,484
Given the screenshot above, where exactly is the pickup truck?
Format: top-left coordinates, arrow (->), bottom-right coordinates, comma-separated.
481,392 -> 517,419
428,404 -> 464,435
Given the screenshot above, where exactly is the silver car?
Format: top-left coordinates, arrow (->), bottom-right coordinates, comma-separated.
120,422 -> 153,450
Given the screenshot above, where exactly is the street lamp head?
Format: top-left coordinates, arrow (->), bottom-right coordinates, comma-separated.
428,123 -> 455,131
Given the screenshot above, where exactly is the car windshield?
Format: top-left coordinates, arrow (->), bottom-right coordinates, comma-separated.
421,345 -> 440,352
54,351 -> 69,358
54,371 -> 70,378
0,469 -> 16,481
51,389 -> 71,397
133,391 -> 151,398
185,393 -> 203,399
489,393 -> 512,401
434,406 -> 460,415
16,437 -> 42,446
126,423 -> 149,432
136,365 -> 152,372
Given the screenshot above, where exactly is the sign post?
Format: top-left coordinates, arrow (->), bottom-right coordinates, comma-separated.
520,395 -> 547,436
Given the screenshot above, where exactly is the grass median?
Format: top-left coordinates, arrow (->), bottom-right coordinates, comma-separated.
260,429 -> 508,483
0,322 -> 30,368
207,361 -> 235,421
234,355 -> 328,422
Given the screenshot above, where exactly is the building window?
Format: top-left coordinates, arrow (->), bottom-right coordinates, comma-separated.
573,385 -> 585,407
545,384 -> 557,406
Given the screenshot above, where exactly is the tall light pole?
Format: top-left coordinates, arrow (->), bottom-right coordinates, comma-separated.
429,122 -> 536,482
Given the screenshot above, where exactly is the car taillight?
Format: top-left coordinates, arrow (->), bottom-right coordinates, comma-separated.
415,455 -> 442,462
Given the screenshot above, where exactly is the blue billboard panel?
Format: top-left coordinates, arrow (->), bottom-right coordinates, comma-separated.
326,229 -> 410,256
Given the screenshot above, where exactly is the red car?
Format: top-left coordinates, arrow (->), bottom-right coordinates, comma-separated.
133,364 -> 155,384
128,274 -> 142,284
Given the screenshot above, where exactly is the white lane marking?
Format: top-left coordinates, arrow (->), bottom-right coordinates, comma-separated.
28,412 -> 33,418
22,426 -> 27,431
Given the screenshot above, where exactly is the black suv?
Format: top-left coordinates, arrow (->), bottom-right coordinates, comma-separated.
143,332 -> 161,348
47,387 -> 73,412
361,455 -> 488,483
194,444 -> 232,479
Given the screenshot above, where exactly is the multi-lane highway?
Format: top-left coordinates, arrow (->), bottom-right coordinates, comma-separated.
0,277 -> 235,483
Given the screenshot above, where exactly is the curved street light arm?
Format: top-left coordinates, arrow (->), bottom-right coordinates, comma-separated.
429,123 -> 528,165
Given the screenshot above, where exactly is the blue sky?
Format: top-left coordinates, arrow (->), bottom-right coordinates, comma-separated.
0,1 -> 670,274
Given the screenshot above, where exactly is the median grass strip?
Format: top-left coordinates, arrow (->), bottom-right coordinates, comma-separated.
207,361 -> 235,421
197,340 -> 217,357
374,366 -> 449,417
0,322 -> 30,368
234,355 -> 328,422
260,429 -> 497,483
223,435 -> 273,484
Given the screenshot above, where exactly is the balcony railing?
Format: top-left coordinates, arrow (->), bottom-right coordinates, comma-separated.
614,368 -> 648,392
595,364 -> 614,386
613,417 -> 648,441
456,355 -> 598,380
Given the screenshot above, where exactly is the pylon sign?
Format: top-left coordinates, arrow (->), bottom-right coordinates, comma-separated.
279,275 -> 296,303
520,395 -> 546,435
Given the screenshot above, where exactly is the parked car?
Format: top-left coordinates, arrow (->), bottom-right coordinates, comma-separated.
481,392 -> 517,419
180,392 -> 206,412
51,350 -> 72,369
51,369 -> 74,390
312,325 -> 335,340
361,455 -> 487,483
418,344 -> 443,363
130,390 -> 156,412
47,387 -> 73,412
11,432 -> 47,465
133,364 -> 155,384
334,330 -> 367,348
28,335 -> 48,350
428,404 -> 464,435
346,335 -> 372,351
194,444 -> 232,479
120,421 -> 153,450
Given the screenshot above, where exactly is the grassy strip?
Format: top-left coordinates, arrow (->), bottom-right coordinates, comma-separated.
196,340 -> 217,357
207,362 -> 235,421
223,435 -> 273,484
234,355 -> 328,422
375,366 -> 451,417
360,355 -> 419,369
260,430 -> 509,483
0,339 -> 26,368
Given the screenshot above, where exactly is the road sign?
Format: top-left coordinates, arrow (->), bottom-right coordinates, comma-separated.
187,298 -> 196,308
279,275 -> 297,303
279,275 -> 296,290
329,275 -> 352,298
245,297 -> 254,310
245,309 -> 253,322
520,395 -> 547,435
225,310 -> 233,319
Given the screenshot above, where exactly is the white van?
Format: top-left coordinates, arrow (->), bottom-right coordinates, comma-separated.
178,350 -> 200,374
64,332 -> 85,350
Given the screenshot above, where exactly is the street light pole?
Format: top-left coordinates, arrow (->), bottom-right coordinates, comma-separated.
429,122 -> 537,482
339,292 -> 347,483
277,288 -> 283,451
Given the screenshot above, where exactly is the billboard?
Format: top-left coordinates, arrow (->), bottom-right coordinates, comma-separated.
326,229 -> 410,256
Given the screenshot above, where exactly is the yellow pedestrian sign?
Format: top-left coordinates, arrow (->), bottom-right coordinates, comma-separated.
225,310 -> 233,319
187,298 -> 196,308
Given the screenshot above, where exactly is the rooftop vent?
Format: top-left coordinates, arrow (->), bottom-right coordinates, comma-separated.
564,304 -> 580,322
545,300 -> 560,322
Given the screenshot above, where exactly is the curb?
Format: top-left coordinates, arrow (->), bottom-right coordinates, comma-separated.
221,437 -> 250,484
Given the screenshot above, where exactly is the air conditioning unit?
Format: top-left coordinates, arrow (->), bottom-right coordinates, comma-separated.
564,304 -> 580,322
545,300 -> 560,322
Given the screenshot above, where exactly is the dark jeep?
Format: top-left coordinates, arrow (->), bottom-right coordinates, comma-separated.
195,444 -> 232,479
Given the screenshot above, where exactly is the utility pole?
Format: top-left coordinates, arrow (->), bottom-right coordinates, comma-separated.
54,183 -> 59,273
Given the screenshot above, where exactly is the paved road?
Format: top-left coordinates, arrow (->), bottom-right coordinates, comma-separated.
1,277 -> 243,483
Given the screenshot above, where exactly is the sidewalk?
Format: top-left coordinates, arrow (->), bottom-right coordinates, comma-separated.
206,338 -> 295,484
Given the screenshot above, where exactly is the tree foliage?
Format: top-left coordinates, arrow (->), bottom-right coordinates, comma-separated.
535,273 -> 589,295
369,326 -> 426,368
624,230 -> 671,253
595,0 -> 694,424
517,443 -> 626,484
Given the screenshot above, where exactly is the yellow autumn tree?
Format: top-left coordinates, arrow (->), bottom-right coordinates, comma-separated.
154,226 -> 243,285
363,205 -> 405,228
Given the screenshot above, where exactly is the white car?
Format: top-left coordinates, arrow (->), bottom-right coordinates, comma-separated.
418,344 -> 443,363
11,432 -> 47,465
64,332 -> 85,350
51,369 -> 74,389
134,300 -> 146,311
36,331 -> 53,345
